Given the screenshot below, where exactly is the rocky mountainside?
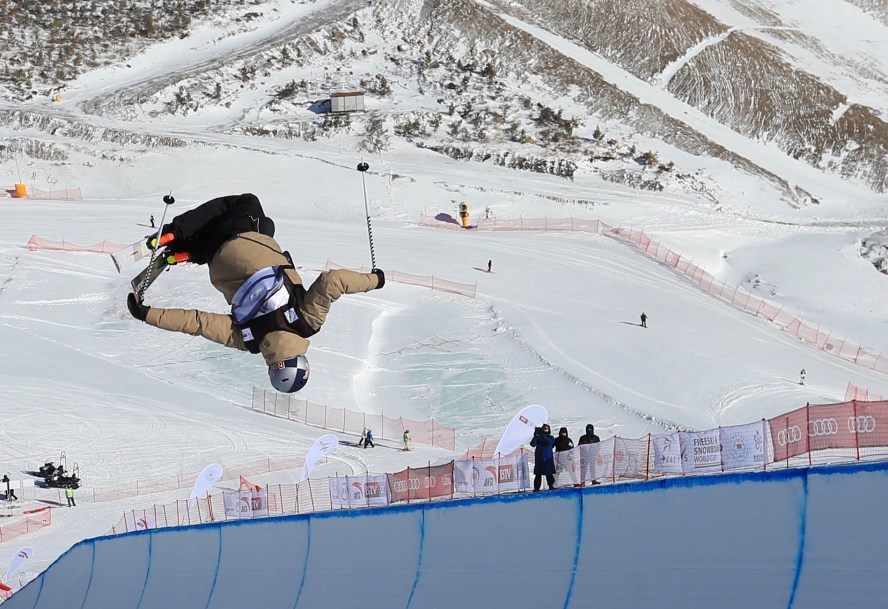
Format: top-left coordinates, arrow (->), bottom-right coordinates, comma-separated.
1,0 -> 886,206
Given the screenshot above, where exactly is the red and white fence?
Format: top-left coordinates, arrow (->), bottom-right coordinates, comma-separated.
0,508 -> 51,544
325,260 -> 476,298
27,235 -> 126,254
419,214 -> 888,375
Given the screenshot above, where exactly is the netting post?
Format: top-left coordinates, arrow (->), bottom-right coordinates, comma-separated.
612,439 -> 617,484
805,406 -> 812,467
762,420 -> 768,470
308,480 -> 315,512
645,434 -> 651,480
853,400 -> 860,462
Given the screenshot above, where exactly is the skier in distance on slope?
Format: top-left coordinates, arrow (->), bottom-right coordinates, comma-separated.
126,193 -> 385,393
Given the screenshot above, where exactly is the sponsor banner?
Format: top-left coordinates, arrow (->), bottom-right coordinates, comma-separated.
387,463 -> 453,503
613,437 -> 647,479
720,422 -> 766,470
493,404 -> 548,458
455,455 -> 530,494
5,547 -> 33,582
653,432 -> 683,474
300,434 -> 339,483
851,400 -> 888,448
578,442 -> 611,484
768,402 -> 881,461
189,463 -> 223,500
222,490 -> 269,519
680,430 -> 722,473
554,449 -> 580,487
768,407 -> 810,462
329,475 -> 389,508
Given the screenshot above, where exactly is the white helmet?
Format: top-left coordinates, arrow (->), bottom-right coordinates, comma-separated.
268,356 -> 310,393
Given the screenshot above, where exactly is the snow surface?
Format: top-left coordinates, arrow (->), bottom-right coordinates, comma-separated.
2,0 -> 888,596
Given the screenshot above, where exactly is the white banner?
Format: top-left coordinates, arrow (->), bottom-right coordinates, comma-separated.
720,422 -> 767,470
554,449 -> 581,487
329,475 -> 390,508
223,490 -> 269,519
613,437 -> 645,479
493,404 -> 548,458
454,454 -> 530,495
5,547 -> 33,582
578,442 -> 611,484
653,432 -> 683,474
680,430 -> 723,473
300,434 -> 340,483
189,463 -> 223,500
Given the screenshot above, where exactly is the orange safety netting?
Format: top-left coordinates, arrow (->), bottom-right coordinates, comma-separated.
325,260 -> 476,298
419,214 -> 888,376
27,235 -> 126,254
251,386 -> 457,450
0,508 -> 51,543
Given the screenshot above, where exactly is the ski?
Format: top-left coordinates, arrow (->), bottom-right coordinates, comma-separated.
111,237 -> 152,273
131,255 -> 169,294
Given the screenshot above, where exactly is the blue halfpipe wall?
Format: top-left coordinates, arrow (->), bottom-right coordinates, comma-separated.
5,461 -> 888,609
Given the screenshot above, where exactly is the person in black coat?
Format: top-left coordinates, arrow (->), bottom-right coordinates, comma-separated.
530,424 -> 556,491
554,427 -> 574,452
578,423 -> 601,485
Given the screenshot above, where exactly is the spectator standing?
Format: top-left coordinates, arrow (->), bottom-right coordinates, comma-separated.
65,486 -> 76,507
530,424 -> 556,491
363,429 -> 375,448
640,312 -> 647,328
149,214 -> 155,228
402,430 -> 411,451
578,423 -> 601,485
554,427 -> 574,452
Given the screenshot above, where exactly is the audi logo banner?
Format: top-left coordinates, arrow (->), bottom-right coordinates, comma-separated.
769,402 -> 888,461
387,463 -> 454,503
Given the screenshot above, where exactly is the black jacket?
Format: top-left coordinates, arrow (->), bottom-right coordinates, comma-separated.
554,428 -> 574,452
164,193 -> 276,265
578,432 -> 600,445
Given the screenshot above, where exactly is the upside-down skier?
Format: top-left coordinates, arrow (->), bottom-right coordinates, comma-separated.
126,192 -> 384,393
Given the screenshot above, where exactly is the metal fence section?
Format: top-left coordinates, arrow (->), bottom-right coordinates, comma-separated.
250,386 -> 457,450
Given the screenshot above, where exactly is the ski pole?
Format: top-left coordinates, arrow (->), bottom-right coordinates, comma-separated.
137,194 -> 175,297
357,162 -> 377,270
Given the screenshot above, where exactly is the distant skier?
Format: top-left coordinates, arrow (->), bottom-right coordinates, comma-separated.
2,474 -> 16,501
640,312 -> 647,328
359,427 -> 368,447
363,429 -> 375,448
800,368 -> 806,385
149,214 -> 155,228
486,259 -> 492,273
126,193 -> 385,393
402,430 -> 411,451
65,486 -> 76,507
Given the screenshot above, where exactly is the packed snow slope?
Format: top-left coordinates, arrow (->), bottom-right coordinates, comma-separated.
2,0 -> 888,595
5,462 -> 888,609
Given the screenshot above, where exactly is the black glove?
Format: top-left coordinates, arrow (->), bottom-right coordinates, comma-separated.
127,293 -> 150,321
372,268 -> 385,289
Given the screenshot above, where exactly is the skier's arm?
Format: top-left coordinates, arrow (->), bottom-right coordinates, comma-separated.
165,193 -> 262,241
300,269 -> 381,330
145,307 -> 248,351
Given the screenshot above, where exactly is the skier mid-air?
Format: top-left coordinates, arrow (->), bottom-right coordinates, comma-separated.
126,193 -> 384,393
